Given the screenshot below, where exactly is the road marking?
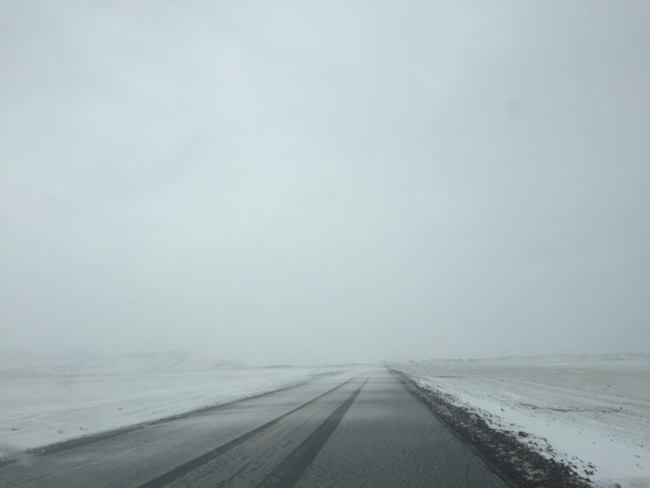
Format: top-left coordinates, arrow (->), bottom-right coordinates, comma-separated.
248,423 -> 287,449
137,377 -> 357,488
255,377 -> 369,488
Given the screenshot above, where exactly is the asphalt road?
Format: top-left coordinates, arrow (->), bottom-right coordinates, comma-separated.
0,368 -> 508,487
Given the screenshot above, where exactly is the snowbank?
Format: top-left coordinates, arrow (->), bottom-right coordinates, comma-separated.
396,356 -> 650,488
0,352 -> 345,455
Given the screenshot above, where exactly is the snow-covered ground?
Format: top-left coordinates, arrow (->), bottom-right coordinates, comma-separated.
396,355 -> 650,488
0,351 -> 347,457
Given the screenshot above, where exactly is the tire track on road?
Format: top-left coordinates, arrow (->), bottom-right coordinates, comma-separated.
137,377 -> 358,488
255,378 -> 368,488
1,375 -> 343,469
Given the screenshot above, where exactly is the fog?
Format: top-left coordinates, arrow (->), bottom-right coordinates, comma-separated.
1,1 -> 649,365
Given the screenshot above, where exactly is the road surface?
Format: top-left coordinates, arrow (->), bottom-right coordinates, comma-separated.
0,368 -> 508,487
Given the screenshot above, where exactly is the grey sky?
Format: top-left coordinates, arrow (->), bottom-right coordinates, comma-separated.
1,0 -> 649,364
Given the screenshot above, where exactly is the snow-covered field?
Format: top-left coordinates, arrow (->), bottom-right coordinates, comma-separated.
395,356 -> 650,488
0,351 -> 347,457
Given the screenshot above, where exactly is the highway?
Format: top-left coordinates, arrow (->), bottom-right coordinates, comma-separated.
0,368 -> 508,487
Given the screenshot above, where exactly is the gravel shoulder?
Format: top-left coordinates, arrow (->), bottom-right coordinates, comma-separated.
392,368 -> 592,488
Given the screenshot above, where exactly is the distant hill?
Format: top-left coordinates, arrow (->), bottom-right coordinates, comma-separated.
0,350 -> 246,377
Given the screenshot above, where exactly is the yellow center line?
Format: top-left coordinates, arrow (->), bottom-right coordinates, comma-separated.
247,423 -> 287,449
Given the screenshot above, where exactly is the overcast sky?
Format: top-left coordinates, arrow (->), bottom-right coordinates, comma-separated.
1,0 -> 649,365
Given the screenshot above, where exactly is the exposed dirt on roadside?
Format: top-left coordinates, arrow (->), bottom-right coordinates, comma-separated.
391,369 -> 593,488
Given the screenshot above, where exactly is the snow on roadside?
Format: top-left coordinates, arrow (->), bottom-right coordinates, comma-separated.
0,353 -> 347,456
395,357 -> 650,488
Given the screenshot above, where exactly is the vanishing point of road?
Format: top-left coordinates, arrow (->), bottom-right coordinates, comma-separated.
0,368 -> 508,487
